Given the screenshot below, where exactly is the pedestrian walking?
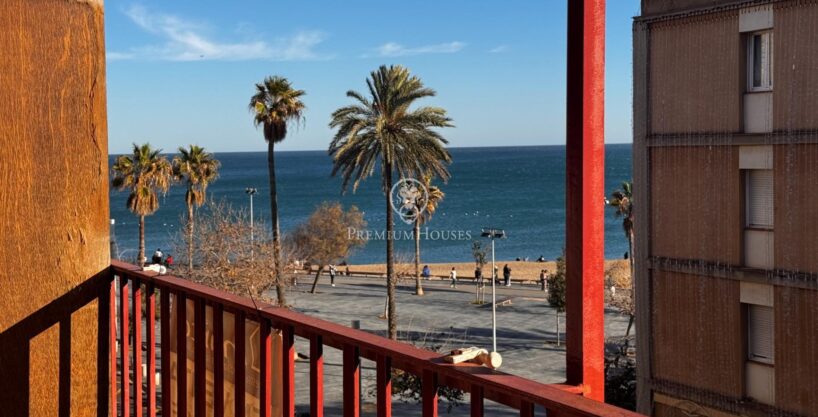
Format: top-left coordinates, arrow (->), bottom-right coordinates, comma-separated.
503,264 -> 511,286
475,267 -> 483,287
540,269 -> 548,291
450,267 -> 457,288
329,264 -> 337,287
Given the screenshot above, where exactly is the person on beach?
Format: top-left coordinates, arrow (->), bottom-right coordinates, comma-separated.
422,265 -> 431,279
537,255 -> 546,262
503,264 -> 511,286
450,267 -> 457,288
152,248 -> 163,265
329,264 -> 337,287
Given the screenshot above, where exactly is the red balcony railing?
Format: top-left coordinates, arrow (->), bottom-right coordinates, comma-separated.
106,260 -> 641,417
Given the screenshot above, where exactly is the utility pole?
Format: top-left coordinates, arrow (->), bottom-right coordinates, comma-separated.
481,228 -> 505,354
245,188 -> 257,260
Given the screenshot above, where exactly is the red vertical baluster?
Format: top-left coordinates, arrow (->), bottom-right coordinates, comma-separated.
110,276 -> 118,417
121,277 -> 131,417
176,293 -> 187,417
565,0 -> 606,401
310,334 -> 324,417
160,289 -> 171,416
282,325 -> 295,417
213,305 -> 224,417
133,279 -> 143,417
260,320 -> 273,417
376,355 -> 392,417
235,311 -> 246,417
519,400 -> 534,417
146,284 -> 156,417
342,344 -> 360,417
421,370 -> 438,417
470,385 -> 483,417
194,299 -> 206,417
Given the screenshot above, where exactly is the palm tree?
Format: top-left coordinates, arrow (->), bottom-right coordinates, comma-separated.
329,65 -> 453,339
413,174 -> 444,296
173,145 -> 220,270
608,180 -> 634,337
249,76 -> 306,307
111,143 -> 174,266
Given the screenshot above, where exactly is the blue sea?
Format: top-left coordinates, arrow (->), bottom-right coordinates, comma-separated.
109,144 -> 632,264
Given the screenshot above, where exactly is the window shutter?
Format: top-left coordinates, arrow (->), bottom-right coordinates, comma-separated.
749,305 -> 774,363
748,169 -> 773,228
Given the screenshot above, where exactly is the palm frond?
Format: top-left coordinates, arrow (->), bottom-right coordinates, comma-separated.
329,65 -> 453,193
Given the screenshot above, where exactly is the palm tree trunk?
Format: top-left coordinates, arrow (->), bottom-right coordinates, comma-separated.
414,218 -> 423,296
138,215 -> 145,266
385,162 -> 397,340
310,265 -> 324,294
268,140 -> 287,306
625,231 -> 635,340
188,202 -> 194,271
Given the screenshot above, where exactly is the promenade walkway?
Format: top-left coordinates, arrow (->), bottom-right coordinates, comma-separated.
275,273 -> 633,416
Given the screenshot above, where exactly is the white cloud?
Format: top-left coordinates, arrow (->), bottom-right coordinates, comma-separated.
372,41 -> 466,57
489,45 -> 509,53
110,5 -> 331,62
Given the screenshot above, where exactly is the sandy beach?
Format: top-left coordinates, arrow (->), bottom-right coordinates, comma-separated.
341,259 -> 630,284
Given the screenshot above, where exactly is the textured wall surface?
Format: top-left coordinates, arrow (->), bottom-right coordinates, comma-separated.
775,286 -> 818,416
774,144 -> 818,274
649,12 -> 740,134
0,0 -> 109,415
773,2 -> 818,131
650,146 -> 742,263
652,271 -> 743,396
642,0 -> 736,17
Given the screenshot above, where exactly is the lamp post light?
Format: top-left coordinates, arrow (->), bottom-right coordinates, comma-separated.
245,188 -> 257,259
481,228 -> 506,354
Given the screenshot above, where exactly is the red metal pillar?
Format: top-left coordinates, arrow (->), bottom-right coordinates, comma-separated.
565,0 -> 605,402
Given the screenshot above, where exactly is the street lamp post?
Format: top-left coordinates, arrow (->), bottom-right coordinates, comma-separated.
481,228 -> 506,354
246,188 -> 257,259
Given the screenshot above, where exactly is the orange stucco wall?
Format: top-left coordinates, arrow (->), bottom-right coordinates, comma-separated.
652,270 -> 743,397
649,12 -> 740,134
0,0 -> 109,415
650,146 -> 742,264
773,2 -> 818,131
774,144 -> 818,274
775,286 -> 818,416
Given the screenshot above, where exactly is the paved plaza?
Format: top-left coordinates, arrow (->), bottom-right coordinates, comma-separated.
279,273 -> 634,416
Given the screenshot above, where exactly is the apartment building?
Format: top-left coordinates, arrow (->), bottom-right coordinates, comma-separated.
634,1 -> 818,416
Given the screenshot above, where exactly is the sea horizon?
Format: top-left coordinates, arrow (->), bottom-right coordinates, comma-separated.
110,144 -> 633,264
107,141 -> 634,156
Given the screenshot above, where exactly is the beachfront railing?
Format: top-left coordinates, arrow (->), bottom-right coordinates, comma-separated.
106,259 -> 640,417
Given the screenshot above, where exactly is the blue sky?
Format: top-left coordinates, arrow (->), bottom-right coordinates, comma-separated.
105,1 -> 640,154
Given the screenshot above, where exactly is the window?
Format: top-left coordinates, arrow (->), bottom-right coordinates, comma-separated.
747,31 -> 773,91
747,304 -> 774,364
746,169 -> 773,229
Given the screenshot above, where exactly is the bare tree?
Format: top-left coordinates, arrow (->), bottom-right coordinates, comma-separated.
173,200 -> 289,302
287,202 -> 367,294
